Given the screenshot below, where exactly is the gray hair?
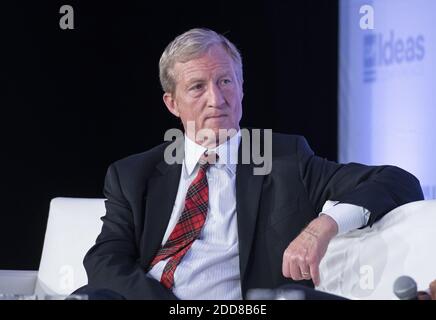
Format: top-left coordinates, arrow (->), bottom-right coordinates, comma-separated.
159,28 -> 243,94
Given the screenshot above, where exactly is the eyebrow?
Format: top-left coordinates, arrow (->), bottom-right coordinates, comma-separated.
186,78 -> 206,86
186,72 -> 233,86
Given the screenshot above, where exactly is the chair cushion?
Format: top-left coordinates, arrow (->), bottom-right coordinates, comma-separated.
317,200 -> 436,299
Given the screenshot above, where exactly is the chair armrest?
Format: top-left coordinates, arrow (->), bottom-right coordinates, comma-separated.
317,200 -> 436,299
0,270 -> 38,295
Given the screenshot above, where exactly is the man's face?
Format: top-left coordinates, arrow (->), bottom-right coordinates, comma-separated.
163,44 -> 243,145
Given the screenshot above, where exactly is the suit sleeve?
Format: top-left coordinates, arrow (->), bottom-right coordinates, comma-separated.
83,164 -> 177,300
296,136 -> 424,227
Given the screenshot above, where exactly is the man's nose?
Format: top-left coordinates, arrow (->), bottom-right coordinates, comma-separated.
207,83 -> 225,107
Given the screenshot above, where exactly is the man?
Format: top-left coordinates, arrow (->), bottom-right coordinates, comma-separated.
81,28 -> 423,299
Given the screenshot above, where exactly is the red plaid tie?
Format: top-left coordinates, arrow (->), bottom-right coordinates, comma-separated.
149,154 -> 216,289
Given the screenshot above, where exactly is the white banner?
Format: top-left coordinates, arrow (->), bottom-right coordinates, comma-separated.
339,0 -> 436,199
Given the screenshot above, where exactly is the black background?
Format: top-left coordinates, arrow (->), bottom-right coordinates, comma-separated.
1,0 -> 338,270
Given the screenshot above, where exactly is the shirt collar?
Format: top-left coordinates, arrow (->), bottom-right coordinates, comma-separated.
184,130 -> 241,177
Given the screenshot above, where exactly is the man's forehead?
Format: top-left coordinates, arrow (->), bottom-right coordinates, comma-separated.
174,48 -> 235,80
178,60 -> 233,79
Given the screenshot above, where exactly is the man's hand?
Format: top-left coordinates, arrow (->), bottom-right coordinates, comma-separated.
431,280 -> 436,300
282,214 -> 338,286
418,280 -> 436,300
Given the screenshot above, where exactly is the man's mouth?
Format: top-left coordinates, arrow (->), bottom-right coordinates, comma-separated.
206,114 -> 227,119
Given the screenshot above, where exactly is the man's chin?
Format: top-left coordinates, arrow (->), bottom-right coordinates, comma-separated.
205,125 -> 239,135
195,124 -> 239,147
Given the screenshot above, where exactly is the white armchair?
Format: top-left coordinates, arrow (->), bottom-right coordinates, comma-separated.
0,197 -> 105,297
0,198 -> 435,299
317,199 -> 436,299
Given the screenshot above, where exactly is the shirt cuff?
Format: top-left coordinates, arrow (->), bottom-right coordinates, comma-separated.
319,200 -> 371,235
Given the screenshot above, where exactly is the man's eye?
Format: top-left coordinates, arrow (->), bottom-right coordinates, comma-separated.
190,84 -> 204,91
221,79 -> 232,85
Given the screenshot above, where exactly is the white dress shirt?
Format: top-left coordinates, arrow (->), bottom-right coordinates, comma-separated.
148,131 -> 243,299
147,131 -> 370,299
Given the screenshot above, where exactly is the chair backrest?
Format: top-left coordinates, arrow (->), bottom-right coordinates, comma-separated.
34,197 -> 105,296
317,200 -> 436,299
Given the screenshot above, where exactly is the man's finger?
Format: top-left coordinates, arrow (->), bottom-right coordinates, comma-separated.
310,261 -> 320,286
282,254 -> 291,278
299,256 -> 311,280
289,255 -> 303,280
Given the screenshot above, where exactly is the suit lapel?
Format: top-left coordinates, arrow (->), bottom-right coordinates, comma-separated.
236,153 -> 265,284
142,148 -> 184,268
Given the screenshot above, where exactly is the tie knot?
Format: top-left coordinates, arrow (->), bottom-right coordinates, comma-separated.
199,151 -> 218,170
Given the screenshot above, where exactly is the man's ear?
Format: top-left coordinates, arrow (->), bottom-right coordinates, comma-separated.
163,92 -> 180,118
